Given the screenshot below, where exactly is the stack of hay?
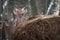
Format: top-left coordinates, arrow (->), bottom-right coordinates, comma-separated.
13,15 -> 60,40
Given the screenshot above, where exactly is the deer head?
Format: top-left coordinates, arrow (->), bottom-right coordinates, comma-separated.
13,7 -> 28,17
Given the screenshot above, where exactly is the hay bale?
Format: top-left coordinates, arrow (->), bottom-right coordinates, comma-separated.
13,16 -> 60,40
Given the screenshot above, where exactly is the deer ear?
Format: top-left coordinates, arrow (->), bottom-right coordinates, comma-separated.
21,7 -> 28,14
13,8 -> 20,15
21,7 -> 25,11
13,8 -> 18,15
15,8 -> 20,12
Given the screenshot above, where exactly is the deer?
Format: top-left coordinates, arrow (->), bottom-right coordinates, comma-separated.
13,7 -> 30,27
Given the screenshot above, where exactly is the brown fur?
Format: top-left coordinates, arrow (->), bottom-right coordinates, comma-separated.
13,16 -> 60,40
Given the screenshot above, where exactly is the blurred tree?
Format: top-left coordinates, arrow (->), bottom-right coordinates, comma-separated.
31,0 -> 38,15
35,0 -> 51,15
0,0 -> 3,21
